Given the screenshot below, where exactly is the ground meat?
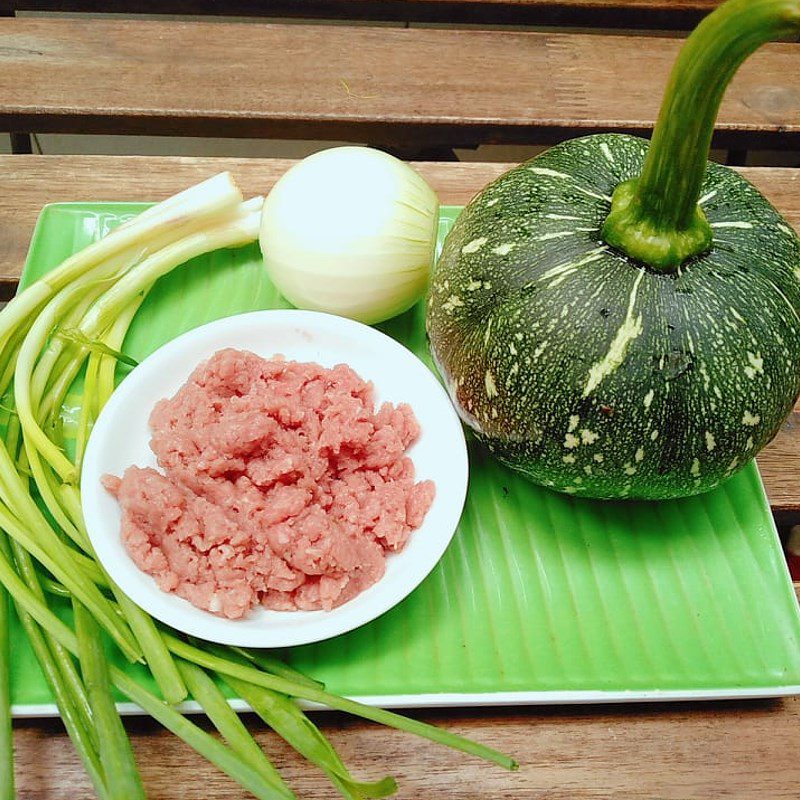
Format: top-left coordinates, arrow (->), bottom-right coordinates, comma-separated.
103,348 -> 435,619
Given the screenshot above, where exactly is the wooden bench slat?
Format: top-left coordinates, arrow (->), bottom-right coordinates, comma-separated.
1,19 -> 798,148
0,154 -> 798,519
6,0 -> 722,29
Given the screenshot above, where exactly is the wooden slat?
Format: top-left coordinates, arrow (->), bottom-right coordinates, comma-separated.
0,154 -> 798,519
4,158 -> 800,290
5,0 -> 722,29
1,19 -> 799,148
0,157 -> 508,296
12,686 -> 800,799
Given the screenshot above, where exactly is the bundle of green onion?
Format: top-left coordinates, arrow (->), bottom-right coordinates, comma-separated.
0,174 -> 516,799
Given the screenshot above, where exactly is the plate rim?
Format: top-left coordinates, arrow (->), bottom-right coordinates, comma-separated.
12,682 -> 800,720
80,308 -> 469,647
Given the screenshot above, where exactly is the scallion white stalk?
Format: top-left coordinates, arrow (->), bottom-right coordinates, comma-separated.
14,195 -> 263,484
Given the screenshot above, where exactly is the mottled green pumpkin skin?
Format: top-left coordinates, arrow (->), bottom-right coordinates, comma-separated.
426,134 -> 800,499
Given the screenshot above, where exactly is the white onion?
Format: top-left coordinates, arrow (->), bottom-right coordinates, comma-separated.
259,147 -> 439,324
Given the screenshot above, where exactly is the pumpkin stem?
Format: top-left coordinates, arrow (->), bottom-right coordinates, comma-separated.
601,0 -> 800,271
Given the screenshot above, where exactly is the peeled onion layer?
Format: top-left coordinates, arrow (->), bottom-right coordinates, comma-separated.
259,147 -> 439,325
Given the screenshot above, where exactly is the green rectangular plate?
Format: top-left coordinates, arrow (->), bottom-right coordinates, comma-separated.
9,202 -> 800,713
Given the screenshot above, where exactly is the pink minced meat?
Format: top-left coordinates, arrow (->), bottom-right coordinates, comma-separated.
102,348 -> 435,619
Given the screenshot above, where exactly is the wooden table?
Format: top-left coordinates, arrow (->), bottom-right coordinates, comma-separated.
4,155 -> 800,799
2,19 -> 799,151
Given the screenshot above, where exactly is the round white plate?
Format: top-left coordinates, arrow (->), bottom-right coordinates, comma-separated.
81,310 -> 468,647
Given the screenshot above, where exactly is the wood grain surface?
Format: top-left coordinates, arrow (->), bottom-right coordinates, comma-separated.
11,678 -> 800,799
3,0 -> 722,28
1,19 -> 799,147
0,155 -> 798,518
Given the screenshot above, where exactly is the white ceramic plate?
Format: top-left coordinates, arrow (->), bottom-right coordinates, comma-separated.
81,310 -> 468,648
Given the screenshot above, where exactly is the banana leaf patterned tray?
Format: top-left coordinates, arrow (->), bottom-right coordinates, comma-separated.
9,202 -> 800,715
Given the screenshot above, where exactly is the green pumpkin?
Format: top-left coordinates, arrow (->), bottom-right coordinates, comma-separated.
426,0 -> 800,500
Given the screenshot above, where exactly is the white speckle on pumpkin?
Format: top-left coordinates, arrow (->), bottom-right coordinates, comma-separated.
563,486 -> 578,495
624,463 -> 637,476
583,270 -> 645,396
528,166 -> 571,179
485,371 -> 498,398
584,465 -> 593,475
574,477 -> 583,485
574,186 -> 613,203
486,198 -> 499,207
533,342 -> 549,361
538,247 -> 606,284
742,410 -> 760,426
580,429 -> 599,445
747,352 -> 764,374
545,213 -> 581,221
691,458 -> 701,477
442,295 -> 464,314
562,454 -> 576,464
509,363 -> 520,377
727,457 -> 739,473
730,308 -> 746,323
746,436 -> 754,449
564,433 -> 580,449
698,190 -> 717,205
710,221 -> 753,229
542,266 -> 578,287
705,431 -> 716,451
484,318 -> 493,346
643,389 -> 654,409
635,448 -> 644,463
515,332 -> 523,341
651,430 -> 659,441
600,142 -> 615,163
568,415 -> 580,433
536,231 -> 575,241
593,453 -> 604,463
491,407 -> 499,419
461,237 -> 488,254
713,386 -> 722,399
492,243 -> 516,256
466,279 -> 483,291
509,342 -> 517,355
